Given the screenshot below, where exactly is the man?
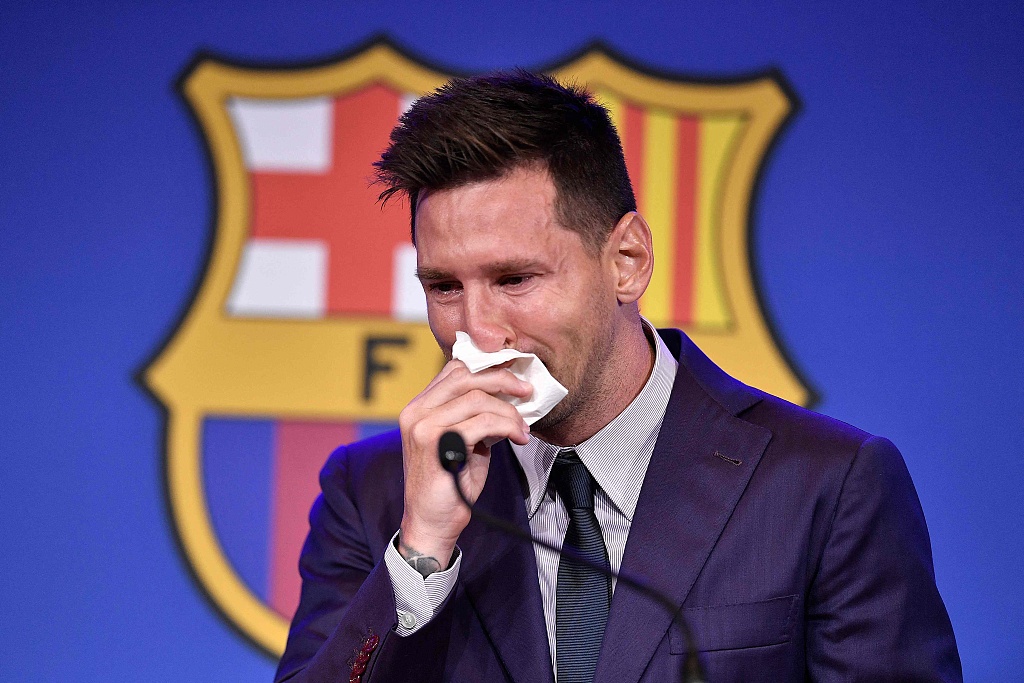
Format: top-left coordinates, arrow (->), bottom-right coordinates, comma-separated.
275,71 -> 961,682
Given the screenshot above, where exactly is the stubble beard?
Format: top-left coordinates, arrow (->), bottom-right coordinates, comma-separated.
530,309 -> 619,445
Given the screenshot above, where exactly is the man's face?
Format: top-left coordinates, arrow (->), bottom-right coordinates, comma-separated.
414,166 -> 622,436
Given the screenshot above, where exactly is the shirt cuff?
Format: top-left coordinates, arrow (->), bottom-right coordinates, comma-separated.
383,530 -> 461,636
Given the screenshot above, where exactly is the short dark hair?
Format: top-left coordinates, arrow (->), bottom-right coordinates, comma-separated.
374,70 -> 636,251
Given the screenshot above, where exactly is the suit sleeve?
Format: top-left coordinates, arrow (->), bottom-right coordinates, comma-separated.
274,445 -> 452,683
805,436 -> 962,682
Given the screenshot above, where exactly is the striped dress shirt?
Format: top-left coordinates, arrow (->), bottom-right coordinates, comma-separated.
385,320 -> 678,676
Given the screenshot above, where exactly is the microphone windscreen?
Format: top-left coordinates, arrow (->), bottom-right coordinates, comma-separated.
438,431 -> 468,473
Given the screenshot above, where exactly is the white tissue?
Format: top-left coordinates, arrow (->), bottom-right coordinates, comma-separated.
451,331 -> 568,425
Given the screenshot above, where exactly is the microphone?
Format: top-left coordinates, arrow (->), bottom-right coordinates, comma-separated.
438,431 -> 707,683
439,431 -> 468,473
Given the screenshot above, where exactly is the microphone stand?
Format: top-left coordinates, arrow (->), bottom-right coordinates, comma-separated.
439,431 -> 707,683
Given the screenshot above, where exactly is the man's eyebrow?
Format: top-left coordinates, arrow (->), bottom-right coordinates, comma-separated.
416,259 -> 543,282
415,267 -> 452,282
480,259 -> 543,276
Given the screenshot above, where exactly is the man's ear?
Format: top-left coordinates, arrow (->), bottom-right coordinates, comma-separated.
605,212 -> 654,305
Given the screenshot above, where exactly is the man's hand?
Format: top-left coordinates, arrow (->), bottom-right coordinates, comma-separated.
397,360 -> 532,573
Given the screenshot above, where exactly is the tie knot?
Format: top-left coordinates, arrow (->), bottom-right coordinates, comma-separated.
550,449 -> 596,511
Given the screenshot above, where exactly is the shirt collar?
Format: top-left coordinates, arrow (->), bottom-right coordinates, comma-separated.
510,319 -> 678,522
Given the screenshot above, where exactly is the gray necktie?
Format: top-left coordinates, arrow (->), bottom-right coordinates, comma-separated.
551,449 -> 611,682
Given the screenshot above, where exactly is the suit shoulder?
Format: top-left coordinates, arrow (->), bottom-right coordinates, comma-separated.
744,390 -> 884,469
320,428 -> 404,495
316,428 -> 405,553
741,394 -> 917,544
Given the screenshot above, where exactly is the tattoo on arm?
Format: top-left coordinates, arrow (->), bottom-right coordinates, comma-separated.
398,538 -> 443,579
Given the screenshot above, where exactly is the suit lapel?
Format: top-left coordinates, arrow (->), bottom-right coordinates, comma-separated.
594,333 -> 772,683
458,440 -> 555,683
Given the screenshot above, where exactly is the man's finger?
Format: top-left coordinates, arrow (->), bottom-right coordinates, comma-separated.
450,412 -> 531,450
429,388 -> 527,430
416,366 -> 533,409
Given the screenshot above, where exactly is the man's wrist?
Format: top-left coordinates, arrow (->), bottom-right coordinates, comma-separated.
396,530 -> 455,578
385,530 -> 462,637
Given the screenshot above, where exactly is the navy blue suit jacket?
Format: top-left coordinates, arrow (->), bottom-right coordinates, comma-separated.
276,329 -> 961,682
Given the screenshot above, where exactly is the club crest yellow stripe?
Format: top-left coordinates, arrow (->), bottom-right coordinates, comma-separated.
639,108 -> 678,325
694,116 -> 742,328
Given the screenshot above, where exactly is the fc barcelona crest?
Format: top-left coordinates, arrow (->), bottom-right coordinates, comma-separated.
143,39 -> 809,656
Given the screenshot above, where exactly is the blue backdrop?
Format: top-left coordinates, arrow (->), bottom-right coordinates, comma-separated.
1,2 -> 1021,681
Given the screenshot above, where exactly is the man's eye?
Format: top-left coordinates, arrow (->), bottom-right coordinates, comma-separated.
500,275 -> 532,287
429,282 -> 460,295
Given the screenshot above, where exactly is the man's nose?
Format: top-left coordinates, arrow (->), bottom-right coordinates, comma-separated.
461,289 -> 514,353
